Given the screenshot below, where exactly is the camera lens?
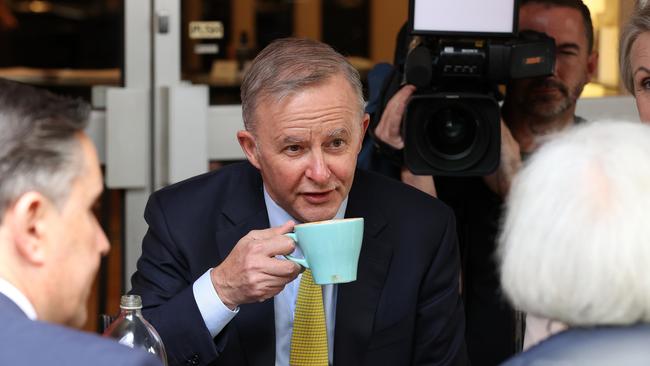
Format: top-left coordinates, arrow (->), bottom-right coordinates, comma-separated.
425,106 -> 478,159
404,94 -> 499,175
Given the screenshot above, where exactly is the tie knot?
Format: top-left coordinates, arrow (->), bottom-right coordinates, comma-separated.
301,269 -> 316,285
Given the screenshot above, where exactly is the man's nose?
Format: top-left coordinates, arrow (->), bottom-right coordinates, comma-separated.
305,150 -> 331,184
97,226 -> 110,256
550,58 -> 559,77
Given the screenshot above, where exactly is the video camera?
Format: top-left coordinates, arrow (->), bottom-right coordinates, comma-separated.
401,0 -> 555,175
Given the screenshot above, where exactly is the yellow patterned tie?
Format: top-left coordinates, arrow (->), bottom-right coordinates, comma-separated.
290,269 -> 328,366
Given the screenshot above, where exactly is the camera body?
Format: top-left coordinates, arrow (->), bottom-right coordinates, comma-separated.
402,0 -> 555,175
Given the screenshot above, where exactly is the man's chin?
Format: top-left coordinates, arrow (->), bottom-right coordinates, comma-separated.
527,100 -> 570,119
527,92 -> 563,105
293,205 -> 339,223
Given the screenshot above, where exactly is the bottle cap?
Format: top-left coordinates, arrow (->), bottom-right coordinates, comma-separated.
120,294 -> 143,310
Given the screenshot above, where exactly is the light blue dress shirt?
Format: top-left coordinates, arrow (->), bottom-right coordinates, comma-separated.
193,186 -> 346,366
0,277 -> 37,320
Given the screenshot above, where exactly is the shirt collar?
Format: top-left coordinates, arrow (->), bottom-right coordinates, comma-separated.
0,277 -> 37,320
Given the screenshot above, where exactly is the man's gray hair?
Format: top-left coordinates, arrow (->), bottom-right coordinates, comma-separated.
0,79 -> 90,221
240,37 -> 365,131
498,120 -> 650,326
620,2 -> 650,95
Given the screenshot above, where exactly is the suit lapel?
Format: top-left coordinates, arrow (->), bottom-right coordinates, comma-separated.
214,165 -> 276,366
333,172 -> 392,365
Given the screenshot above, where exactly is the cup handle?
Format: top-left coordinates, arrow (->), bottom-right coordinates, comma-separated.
283,233 -> 309,268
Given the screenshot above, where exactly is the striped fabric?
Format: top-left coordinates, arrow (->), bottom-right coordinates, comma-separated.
289,269 -> 328,366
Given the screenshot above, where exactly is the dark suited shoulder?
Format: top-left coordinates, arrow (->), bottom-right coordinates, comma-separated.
352,168 -> 455,237
137,162 -> 264,282
152,161 -> 263,215
342,168 -> 467,365
130,161 -> 268,366
0,297 -> 159,366
502,325 -> 650,366
355,167 -> 453,208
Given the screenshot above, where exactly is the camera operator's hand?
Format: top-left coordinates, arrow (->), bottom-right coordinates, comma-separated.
375,84 -> 437,197
483,119 -> 522,198
374,84 -> 416,149
401,167 -> 437,197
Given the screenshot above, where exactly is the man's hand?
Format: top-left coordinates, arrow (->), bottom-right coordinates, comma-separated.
483,119 -> 522,197
211,221 -> 302,309
374,85 -> 416,149
375,85 -> 440,198
401,167 -> 437,198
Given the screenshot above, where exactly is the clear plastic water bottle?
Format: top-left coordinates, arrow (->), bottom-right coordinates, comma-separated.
103,294 -> 168,366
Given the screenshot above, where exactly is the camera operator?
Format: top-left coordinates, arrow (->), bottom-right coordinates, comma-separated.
359,0 -> 597,364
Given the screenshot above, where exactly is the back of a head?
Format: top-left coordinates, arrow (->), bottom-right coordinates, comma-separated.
239,37 -> 365,132
499,120 -> 650,326
0,79 -> 90,221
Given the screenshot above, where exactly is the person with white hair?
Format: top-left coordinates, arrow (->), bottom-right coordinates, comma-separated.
498,120 -> 650,365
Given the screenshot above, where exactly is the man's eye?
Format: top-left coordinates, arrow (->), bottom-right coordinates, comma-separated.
330,138 -> 345,148
559,50 -> 577,56
285,145 -> 301,153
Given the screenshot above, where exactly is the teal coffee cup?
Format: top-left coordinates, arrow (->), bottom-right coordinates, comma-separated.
285,217 -> 364,285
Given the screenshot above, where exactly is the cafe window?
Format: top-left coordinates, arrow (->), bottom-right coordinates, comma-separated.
182,0 -> 396,104
0,0 -> 641,100
0,0 -> 122,99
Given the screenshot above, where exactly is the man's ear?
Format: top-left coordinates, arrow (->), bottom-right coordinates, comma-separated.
586,50 -> 599,82
357,113 -> 370,153
8,192 -> 52,265
237,130 -> 261,169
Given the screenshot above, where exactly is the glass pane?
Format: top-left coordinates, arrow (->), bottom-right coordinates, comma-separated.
0,0 -> 122,101
322,0 -> 369,57
583,0 -> 632,97
180,0 -> 638,105
182,0 -> 385,105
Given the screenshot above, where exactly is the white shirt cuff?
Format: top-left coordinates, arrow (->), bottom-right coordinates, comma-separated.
192,268 -> 239,338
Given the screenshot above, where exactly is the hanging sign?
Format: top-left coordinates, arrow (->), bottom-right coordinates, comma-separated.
189,21 -> 224,39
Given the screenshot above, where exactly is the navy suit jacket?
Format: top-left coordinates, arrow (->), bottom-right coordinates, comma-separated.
501,324 -> 650,365
131,162 -> 467,366
0,293 -> 160,366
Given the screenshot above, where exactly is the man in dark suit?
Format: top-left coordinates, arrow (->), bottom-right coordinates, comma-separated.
0,79 -> 159,365
130,38 -> 467,366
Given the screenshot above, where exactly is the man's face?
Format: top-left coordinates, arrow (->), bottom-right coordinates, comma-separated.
238,74 -> 369,223
45,133 -> 109,327
509,4 -> 597,120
